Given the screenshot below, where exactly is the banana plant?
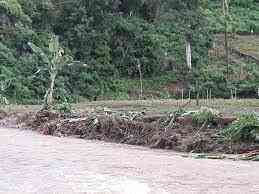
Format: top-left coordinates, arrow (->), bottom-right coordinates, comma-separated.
0,79 -> 11,107
28,35 -> 72,110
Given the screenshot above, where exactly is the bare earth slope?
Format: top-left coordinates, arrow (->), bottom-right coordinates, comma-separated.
0,127 -> 259,194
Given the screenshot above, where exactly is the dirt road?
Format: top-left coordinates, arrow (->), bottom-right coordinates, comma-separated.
0,127 -> 259,194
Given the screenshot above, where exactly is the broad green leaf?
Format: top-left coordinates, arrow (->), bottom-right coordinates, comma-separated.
28,42 -> 50,64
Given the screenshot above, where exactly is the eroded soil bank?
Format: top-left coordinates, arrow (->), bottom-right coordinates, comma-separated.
1,107 -> 258,155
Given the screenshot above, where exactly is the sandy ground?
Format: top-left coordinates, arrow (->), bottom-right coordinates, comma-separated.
0,127 -> 259,194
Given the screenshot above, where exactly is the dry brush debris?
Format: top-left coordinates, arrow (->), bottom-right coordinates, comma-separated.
1,107 -> 259,154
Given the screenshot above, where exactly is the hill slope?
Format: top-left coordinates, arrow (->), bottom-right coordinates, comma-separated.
0,0 -> 259,103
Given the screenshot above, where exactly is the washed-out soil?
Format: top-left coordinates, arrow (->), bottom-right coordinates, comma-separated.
1,109 -> 258,154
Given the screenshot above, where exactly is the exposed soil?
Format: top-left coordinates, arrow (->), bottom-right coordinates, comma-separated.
0,108 -> 253,154
1,105 -> 259,155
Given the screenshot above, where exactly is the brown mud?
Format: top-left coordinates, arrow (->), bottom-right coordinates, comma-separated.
0,108 -> 256,154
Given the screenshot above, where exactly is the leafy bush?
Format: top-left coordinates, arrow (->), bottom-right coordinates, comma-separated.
206,0 -> 259,33
54,98 -> 72,114
0,0 -> 31,23
220,113 -> 259,143
191,107 -> 219,125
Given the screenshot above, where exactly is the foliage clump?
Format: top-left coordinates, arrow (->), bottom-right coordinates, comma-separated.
220,113 -> 259,143
54,98 -> 72,114
0,0 -> 30,22
184,107 -> 220,125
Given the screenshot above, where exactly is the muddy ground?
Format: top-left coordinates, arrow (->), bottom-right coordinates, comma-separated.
1,101 -> 259,155
2,127 -> 259,193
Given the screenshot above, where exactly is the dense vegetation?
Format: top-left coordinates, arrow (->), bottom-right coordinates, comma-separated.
0,0 -> 259,104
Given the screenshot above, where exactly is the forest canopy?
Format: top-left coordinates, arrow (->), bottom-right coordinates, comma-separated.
0,0 -> 259,104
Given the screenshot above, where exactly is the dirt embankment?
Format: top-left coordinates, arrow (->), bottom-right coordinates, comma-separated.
1,108 -> 258,154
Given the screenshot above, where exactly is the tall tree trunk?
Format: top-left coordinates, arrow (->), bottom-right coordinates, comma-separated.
186,39 -> 192,70
137,62 -> 143,99
224,18 -> 229,79
223,0 -> 229,79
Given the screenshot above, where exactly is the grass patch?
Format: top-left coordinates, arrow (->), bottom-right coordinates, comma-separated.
102,72 -> 177,100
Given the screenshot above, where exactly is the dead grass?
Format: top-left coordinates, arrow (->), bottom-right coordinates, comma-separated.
73,99 -> 259,116
2,99 -> 259,116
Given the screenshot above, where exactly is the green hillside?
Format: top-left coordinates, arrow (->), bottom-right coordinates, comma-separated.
0,0 -> 259,104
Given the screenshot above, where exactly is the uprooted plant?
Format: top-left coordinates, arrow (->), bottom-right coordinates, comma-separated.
220,113 -> 259,144
192,108 -> 218,126
54,98 -> 72,114
160,108 -> 186,130
182,107 -> 220,126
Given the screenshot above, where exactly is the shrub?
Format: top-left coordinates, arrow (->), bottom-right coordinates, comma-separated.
220,113 -> 259,143
191,107 -> 219,125
55,98 -> 72,114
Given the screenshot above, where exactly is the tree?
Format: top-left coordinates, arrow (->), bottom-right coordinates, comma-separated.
28,35 -> 72,109
186,34 -> 192,70
0,0 -> 30,23
161,0 -> 210,70
222,0 -> 230,79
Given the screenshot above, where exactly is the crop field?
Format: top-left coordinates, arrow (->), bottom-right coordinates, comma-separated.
2,99 -> 259,116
